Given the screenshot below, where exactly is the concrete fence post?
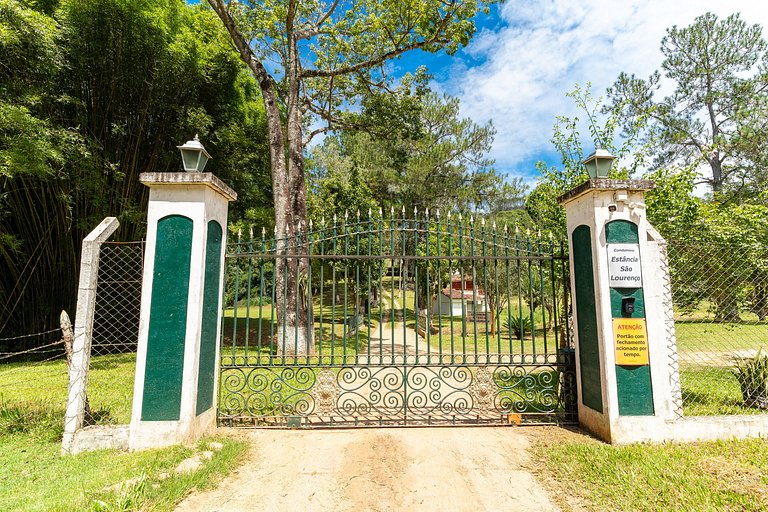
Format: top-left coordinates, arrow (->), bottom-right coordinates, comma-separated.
62,217 -> 120,454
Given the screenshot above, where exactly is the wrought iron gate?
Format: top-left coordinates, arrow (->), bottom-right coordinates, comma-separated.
218,211 -> 576,427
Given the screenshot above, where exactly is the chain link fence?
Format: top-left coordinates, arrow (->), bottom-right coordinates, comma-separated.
669,239 -> 768,415
86,241 -> 144,424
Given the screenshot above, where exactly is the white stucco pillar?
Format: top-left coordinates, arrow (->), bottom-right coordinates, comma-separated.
129,172 -> 236,451
558,179 -> 681,444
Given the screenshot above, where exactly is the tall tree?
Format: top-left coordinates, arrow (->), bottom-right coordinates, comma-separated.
607,12 -> 768,197
0,0 -> 271,338
206,0 -> 498,353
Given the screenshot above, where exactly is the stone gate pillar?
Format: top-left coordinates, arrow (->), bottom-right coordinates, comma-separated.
558,179 -> 680,444
129,172 -> 236,450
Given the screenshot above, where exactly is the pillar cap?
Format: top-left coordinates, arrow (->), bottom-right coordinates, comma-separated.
557,179 -> 654,205
140,172 -> 237,201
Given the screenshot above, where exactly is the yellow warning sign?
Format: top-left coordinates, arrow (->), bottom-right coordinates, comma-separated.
613,318 -> 649,365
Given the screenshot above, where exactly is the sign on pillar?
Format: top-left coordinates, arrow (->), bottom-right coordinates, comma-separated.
559,178 -> 680,444
129,172 -> 236,451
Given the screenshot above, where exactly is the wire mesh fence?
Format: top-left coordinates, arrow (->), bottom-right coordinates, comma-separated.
87,241 -> 144,424
669,239 -> 768,415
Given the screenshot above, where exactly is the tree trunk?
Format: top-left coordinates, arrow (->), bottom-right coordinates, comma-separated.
275,12 -> 312,355
208,1 -> 312,354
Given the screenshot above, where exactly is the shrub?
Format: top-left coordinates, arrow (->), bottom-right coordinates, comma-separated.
504,316 -> 532,340
732,350 -> 768,409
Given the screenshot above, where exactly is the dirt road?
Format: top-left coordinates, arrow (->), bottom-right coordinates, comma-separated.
176,427 -> 561,512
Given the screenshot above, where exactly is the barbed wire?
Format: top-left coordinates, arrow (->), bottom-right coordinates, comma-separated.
0,328 -> 61,342
0,339 -> 65,362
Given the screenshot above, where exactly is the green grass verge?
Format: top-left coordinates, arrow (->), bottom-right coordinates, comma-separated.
533,435 -> 768,512
0,358 -> 247,511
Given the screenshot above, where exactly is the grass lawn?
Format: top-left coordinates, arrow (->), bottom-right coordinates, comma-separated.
675,321 -> 768,352
531,429 -> 768,512
0,357 -> 248,511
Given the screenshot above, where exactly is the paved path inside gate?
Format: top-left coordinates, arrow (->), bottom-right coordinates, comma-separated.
175,428 -> 561,512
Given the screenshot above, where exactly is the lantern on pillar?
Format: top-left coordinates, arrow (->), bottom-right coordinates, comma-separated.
582,148 -> 615,179
177,134 -> 211,172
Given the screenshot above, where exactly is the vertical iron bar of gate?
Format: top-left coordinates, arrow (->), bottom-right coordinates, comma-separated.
538,232 -> 548,361
494,222 -> 500,359
232,230 -> 241,361
245,229 -> 253,361
424,208 -> 432,364
355,212 -> 361,365
470,218 -> 478,364
319,219 -> 325,364
448,213 -> 454,364
390,209 -> 395,365
401,210 -> 406,362
414,209 -> 419,365
269,230 -> 276,366
505,225 -> 513,359
331,217 -> 336,363
343,213 -> 349,364
378,211 -> 384,361
549,234 -> 559,351
436,211 -> 443,364
367,211 -> 372,362
307,222 -> 313,363
294,226 -> 300,363
516,228 -> 524,356
281,227 -> 288,364
258,229 -> 265,365
527,232 -> 535,357
458,216 -> 465,363
482,219 -> 490,363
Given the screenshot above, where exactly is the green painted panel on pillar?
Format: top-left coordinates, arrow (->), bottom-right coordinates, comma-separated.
605,219 -> 639,244
572,225 -> 603,412
605,219 -> 654,416
196,221 -> 222,415
617,365 -> 654,415
142,215 -> 193,421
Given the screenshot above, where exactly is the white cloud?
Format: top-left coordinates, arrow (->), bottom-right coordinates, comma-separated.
441,1 -> 768,179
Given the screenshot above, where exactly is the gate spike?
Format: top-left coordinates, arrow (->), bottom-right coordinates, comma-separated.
503,223 -> 508,233
356,209 -> 360,219
379,207 -> 383,217
436,208 -> 440,218
237,229 -> 242,241
321,216 -> 326,227
458,212 -> 462,221
309,219 -> 313,230
481,217 -> 485,226
333,213 -> 337,225
425,207 -> 429,218
390,206 -> 395,218
368,208 -> 372,219
492,220 -> 496,230
402,205 -> 406,216
261,226 -> 266,237
249,226 -> 253,239
447,210 -> 451,220
344,210 -> 349,220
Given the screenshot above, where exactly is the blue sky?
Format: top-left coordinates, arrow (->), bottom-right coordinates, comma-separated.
393,0 -> 768,187
195,1 -> 768,188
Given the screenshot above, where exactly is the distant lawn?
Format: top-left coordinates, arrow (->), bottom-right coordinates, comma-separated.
533,432 -> 768,512
675,321 -> 768,352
